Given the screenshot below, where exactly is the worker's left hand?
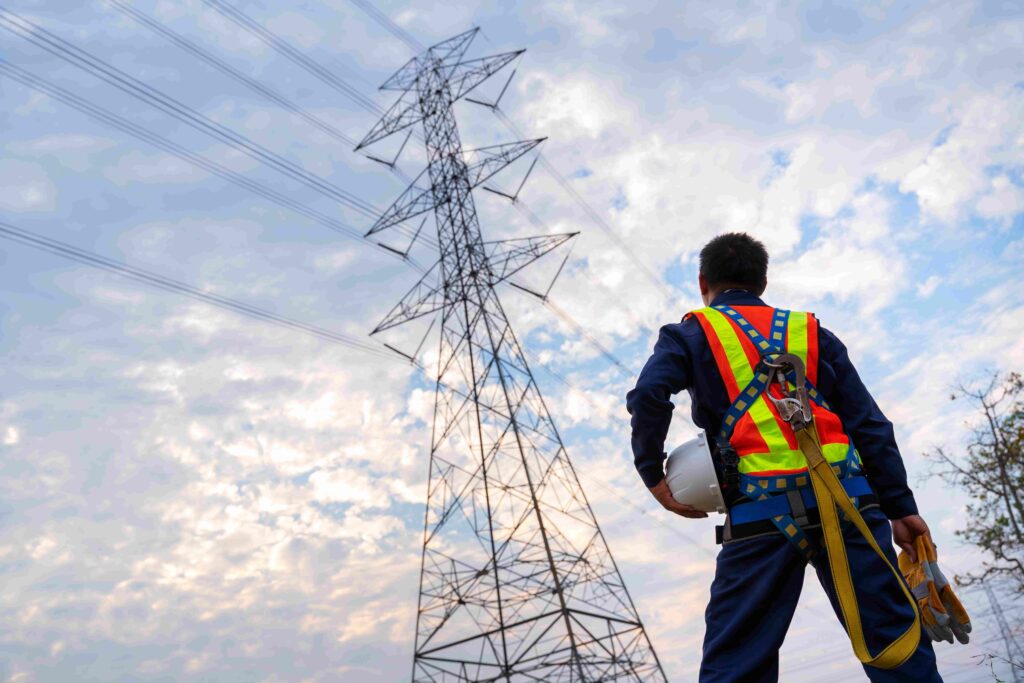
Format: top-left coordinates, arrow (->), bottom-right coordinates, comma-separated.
648,478 -> 708,518
891,514 -> 930,561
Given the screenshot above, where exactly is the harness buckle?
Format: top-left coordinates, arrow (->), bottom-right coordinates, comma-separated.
761,353 -> 814,430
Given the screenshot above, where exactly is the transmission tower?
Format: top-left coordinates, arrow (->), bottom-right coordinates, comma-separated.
983,581 -> 1024,682
357,29 -> 667,682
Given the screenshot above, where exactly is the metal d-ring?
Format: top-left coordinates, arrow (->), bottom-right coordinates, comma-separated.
761,353 -> 814,428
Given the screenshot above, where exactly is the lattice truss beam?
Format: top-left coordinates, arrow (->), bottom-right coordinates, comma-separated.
359,27 -> 667,683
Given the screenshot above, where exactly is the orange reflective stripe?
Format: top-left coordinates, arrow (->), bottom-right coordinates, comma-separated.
806,313 -> 820,386
692,311 -> 743,400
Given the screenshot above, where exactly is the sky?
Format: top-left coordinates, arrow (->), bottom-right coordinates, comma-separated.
1,0 -> 1023,681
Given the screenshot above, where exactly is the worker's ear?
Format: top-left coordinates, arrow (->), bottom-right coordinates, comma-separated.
698,273 -> 709,296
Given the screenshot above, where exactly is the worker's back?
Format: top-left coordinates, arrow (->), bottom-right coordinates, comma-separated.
625,232 -> 949,683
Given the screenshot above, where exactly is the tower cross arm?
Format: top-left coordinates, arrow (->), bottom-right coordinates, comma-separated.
448,50 -> 525,102
355,89 -> 424,150
379,55 -> 421,91
365,169 -> 435,236
371,260 -> 445,334
485,232 -> 578,284
464,138 -> 546,188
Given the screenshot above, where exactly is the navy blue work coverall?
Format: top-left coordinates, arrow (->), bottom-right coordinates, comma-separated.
626,290 -> 941,683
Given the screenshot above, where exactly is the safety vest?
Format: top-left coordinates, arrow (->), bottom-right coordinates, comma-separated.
689,305 -> 858,480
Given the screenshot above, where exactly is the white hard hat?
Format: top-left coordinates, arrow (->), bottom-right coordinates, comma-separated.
665,431 -> 727,514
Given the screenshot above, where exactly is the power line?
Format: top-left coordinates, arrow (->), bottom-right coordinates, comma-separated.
348,0 -> 425,53
0,7 -> 385,223
0,59 -> 432,267
105,0 -> 358,149
0,221 -> 399,361
103,0 -> 421,205
510,198 -> 648,328
199,0 -> 386,116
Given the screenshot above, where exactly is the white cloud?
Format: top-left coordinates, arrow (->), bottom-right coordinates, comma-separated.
7,134 -> 117,172
976,174 -> 1024,223
519,70 -> 633,140
103,150 -> 209,186
916,274 -> 942,298
0,160 -> 57,212
3,426 -> 19,445
900,89 -> 1024,223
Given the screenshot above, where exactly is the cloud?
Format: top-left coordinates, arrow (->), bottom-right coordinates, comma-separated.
7,134 -> 117,172
0,160 -> 57,212
900,88 -> 1024,223
103,150 -> 210,186
916,274 -> 942,298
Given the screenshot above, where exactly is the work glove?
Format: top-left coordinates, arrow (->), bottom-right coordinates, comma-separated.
897,535 -> 971,644
923,541 -> 972,644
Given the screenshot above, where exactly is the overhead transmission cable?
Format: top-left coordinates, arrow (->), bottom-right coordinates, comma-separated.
510,195 -> 648,329
103,0 -> 418,189
104,0 -> 358,149
199,0 -> 387,117
0,8 -> 413,237
348,0 -> 425,52
0,221 -> 399,361
0,59 -> 430,270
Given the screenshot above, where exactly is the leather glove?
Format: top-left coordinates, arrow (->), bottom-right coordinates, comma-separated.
898,535 -> 971,644
922,538 -> 972,644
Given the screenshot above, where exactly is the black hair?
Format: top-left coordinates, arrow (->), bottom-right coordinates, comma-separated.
698,232 -> 769,293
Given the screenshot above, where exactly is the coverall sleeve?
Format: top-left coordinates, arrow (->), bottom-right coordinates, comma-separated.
819,326 -> 919,520
626,324 -> 692,488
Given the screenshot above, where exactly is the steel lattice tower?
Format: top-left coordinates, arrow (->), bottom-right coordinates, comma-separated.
356,30 -> 667,683
982,582 -> 1024,682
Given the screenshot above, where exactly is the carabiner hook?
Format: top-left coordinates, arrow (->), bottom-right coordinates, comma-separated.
761,353 -> 813,428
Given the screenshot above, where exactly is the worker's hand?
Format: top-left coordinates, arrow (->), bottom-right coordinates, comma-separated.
648,478 -> 708,518
891,514 -> 931,562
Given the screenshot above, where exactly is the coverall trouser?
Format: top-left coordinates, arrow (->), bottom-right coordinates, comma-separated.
698,506 -> 943,683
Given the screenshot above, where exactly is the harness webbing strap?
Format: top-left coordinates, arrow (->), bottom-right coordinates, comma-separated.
795,421 -> 921,669
729,475 -> 872,524
713,305 -> 817,559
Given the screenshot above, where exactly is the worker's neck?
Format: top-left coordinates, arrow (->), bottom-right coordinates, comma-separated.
704,286 -> 754,306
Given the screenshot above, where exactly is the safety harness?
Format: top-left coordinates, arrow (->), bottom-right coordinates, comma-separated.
711,305 -> 921,670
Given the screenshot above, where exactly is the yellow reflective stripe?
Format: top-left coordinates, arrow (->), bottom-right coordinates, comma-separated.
749,396 -> 793,450
787,311 -> 809,369
822,442 -> 851,464
739,438 -> 852,475
740,448 -> 805,474
701,308 -> 755,390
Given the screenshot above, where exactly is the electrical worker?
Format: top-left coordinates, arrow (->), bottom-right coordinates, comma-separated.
625,233 -> 943,682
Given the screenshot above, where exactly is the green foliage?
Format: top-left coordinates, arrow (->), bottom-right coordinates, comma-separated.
929,372 -> 1024,594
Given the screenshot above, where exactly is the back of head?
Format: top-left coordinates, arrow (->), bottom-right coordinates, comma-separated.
699,232 -> 769,295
